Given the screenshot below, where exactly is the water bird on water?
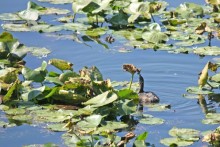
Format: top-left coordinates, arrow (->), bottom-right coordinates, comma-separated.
138,72 -> 160,104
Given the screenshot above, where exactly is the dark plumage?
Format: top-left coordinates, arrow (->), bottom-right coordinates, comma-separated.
138,73 -> 160,104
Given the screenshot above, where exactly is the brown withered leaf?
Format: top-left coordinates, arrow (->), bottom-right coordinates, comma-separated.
208,62 -> 218,72
123,64 -> 138,75
195,22 -> 207,35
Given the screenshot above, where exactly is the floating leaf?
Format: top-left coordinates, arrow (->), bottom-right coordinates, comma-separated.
4,108 -> 26,115
48,58 -> 73,72
38,0 -> 72,4
12,114 -> 32,121
0,121 -> 16,128
202,113 -> 220,124
194,46 -> 220,56
142,31 -> 168,44
18,9 -> 39,21
186,86 -> 213,94
169,127 -> 200,141
145,103 -> 171,111
83,91 -> 118,107
47,123 -> 69,132
160,137 -> 194,146
77,114 -> 102,129
139,117 -> 164,125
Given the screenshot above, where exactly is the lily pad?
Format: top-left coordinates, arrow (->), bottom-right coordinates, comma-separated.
139,117 -> 164,125
38,0 -> 72,4
169,127 -> 200,141
145,103 -> 171,111
83,91 -> 118,107
186,86 -> 213,94
142,31 -> 169,44
194,46 -> 220,56
48,58 -> 73,72
47,123 -> 69,132
0,121 -> 16,128
202,113 -> 220,124
4,108 -> 26,115
12,114 -> 32,121
77,114 -> 102,129
160,137 -> 194,146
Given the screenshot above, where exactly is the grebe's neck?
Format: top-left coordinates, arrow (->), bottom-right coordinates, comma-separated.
139,74 -> 144,93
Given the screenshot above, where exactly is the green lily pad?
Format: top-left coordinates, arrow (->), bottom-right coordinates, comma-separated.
210,73 -> 220,82
202,113 -> 220,124
145,103 -> 171,111
30,109 -> 70,123
139,117 -> 164,125
83,91 -> 118,107
0,105 -> 9,111
186,86 -> 213,94
194,46 -> 220,56
18,9 -> 39,21
4,108 -> 26,115
47,123 -> 69,132
160,137 -> 194,146
0,13 -> 22,21
169,127 -> 200,141
23,143 -> 59,147
48,58 -> 73,72
38,0 -> 72,4
12,114 -> 32,121
142,31 -> 169,44
77,114 -> 102,129
0,121 -> 16,128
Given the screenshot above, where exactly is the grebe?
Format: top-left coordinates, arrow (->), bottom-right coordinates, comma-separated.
138,72 -> 160,104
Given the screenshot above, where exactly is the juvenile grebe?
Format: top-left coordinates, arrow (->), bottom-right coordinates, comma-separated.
138,72 -> 160,104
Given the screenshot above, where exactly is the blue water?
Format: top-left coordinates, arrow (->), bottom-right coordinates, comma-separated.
0,0 -> 219,146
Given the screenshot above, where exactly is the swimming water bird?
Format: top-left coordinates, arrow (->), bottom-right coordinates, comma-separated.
138,72 -> 160,104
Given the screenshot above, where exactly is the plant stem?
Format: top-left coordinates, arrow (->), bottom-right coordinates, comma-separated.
129,74 -> 134,90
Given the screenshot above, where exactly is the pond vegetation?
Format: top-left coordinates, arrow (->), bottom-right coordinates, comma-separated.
1,0 -> 220,146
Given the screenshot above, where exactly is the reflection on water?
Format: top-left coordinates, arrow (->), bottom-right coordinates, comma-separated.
0,0 -> 220,146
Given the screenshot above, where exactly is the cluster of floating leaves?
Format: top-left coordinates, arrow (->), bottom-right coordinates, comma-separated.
1,0 -> 220,146
0,32 -> 169,146
1,1 -> 220,54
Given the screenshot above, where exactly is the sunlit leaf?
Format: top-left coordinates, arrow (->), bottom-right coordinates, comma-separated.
139,116 -> 164,125
18,9 -> 39,21
142,31 -> 168,44
186,86 -> 213,94
83,91 -> 117,107
48,58 -> 73,72
169,127 -> 200,141
4,108 -> 26,115
21,86 -> 45,101
198,62 -> 209,89
47,123 -> 69,132
202,113 -> 220,124
117,89 -> 138,100
12,114 -> 32,121
38,0 -> 72,4
194,46 -> 220,56
160,137 -> 194,146
77,114 -> 102,129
